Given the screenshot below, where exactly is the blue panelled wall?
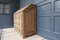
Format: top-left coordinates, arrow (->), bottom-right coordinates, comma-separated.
20,0 -> 60,40
0,0 -> 20,28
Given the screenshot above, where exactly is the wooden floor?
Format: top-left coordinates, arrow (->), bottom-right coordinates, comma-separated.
0,28 -> 47,40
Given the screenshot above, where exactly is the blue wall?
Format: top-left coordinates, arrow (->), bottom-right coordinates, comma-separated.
20,0 -> 42,8
0,0 -> 20,29
20,0 -> 35,8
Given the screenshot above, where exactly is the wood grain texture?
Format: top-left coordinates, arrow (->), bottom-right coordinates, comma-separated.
14,4 -> 37,38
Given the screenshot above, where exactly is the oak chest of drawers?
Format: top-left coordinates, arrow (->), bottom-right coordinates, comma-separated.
14,4 -> 36,38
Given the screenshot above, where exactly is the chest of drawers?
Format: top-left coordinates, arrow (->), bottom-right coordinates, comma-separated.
14,4 -> 36,38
